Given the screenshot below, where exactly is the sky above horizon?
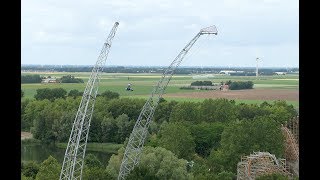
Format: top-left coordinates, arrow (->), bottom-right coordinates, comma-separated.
21,0 -> 299,67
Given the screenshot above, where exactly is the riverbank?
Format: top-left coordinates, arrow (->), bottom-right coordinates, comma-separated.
56,142 -> 123,154
21,131 -> 123,154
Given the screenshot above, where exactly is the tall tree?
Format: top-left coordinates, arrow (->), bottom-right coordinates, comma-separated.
116,114 -> 134,143
169,102 -> 200,123
21,99 -> 33,130
82,153 -> 112,179
106,98 -> 145,119
21,161 -> 39,179
21,74 -> 42,83
100,117 -> 118,143
100,90 -> 120,99
158,122 -> 195,160
34,88 -> 67,101
106,146 -> 193,180
153,100 -> 178,124
189,122 -> 225,157
106,147 -> 125,179
199,99 -> 238,123
84,153 -> 103,169
35,156 -> 61,180
208,116 -> 284,173
68,89 -> 83,98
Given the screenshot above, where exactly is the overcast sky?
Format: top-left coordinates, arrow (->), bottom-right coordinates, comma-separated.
21,0 -> 298,67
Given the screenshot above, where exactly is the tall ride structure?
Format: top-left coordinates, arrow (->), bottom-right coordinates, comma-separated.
59,22 -> 119,180
256,57 -> 259,78
118,25 -> 218,180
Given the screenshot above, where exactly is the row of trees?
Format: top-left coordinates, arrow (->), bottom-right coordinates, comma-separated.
22,65 -> 299,75
190,81 -> 213,86
32,88 -> 119,101
229,81 -> 254,90
34,88 -> 67,101
60,75 -> 84,83
22,92 -> 296,144
22,149 -> 291,179
21,88 -> 297,178
188,80 -> 254,90
21,75 -> 84,84
21,154 -> 113,180
222,80 -> 254,90
22,147 -> 198,180
21,75 -> 42,83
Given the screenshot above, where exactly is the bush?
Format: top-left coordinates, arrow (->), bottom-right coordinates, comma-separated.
60,75 -> 84,83
100,90 -> 120,99
34,88 -> 67,101
68,89 -> 83,98
191,81 -> 213,86
21,75 -> 42,83
228,81 -> 253,90
22,161 -> 39,179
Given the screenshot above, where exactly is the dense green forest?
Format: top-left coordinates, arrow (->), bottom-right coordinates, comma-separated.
21,88 -> 297,179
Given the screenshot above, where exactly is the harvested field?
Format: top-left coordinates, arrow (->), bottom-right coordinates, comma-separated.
163,89 -> 299,101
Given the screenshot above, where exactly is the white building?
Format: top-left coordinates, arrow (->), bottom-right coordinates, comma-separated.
274,72 -> 287,75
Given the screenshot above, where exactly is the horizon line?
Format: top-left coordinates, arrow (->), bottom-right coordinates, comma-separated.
21,64 -> 299,69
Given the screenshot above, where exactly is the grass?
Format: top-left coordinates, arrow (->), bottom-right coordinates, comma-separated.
56,142 -> 123,153
124,96 -> 299,108
21,72 -> 299,107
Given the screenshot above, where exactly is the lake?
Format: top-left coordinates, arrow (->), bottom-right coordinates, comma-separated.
21,142 -> 114,167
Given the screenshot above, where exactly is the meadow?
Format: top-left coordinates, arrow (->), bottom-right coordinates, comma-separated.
21,72 -> 299,107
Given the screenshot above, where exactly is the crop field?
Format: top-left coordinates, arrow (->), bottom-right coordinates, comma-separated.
21,72 -> 299,107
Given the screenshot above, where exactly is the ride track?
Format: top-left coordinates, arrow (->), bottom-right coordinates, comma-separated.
118,25 -> 218,180
59,22 -> 119,180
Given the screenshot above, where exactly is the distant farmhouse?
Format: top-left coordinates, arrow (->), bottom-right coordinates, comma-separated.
41,77 -> 58,83
274,72 -> 287,75
219,70 -> 244,75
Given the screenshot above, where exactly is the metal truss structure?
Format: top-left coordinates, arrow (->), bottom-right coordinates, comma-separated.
285,116 -> 299,145
237,152 -> 293,180
59,22 -> 119,180
282,116 -> 299,176
117,26 -> 218,180
281,126 -> 299,162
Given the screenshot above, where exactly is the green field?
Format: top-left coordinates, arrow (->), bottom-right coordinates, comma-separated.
21,72 -> 299,107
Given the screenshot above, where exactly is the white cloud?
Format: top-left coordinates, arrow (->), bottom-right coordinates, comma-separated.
21,0 -> 298,67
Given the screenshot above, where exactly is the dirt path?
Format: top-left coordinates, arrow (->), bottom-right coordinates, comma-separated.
163,89 -> 299,101
21,131 -> 33,140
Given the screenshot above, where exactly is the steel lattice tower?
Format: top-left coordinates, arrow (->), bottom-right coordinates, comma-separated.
118,25 -> 218,180
59,22 -> 119,180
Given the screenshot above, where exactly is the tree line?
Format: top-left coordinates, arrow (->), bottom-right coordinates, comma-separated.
21,88 -> 297,179
228,80 -> 254,90
21,75 -> 84,84
190,81 -> 213,86
21,75 -> 42,83
22,65 -> 299,75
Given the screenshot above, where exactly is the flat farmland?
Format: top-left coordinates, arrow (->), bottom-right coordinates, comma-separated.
21,72 -> 299,107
